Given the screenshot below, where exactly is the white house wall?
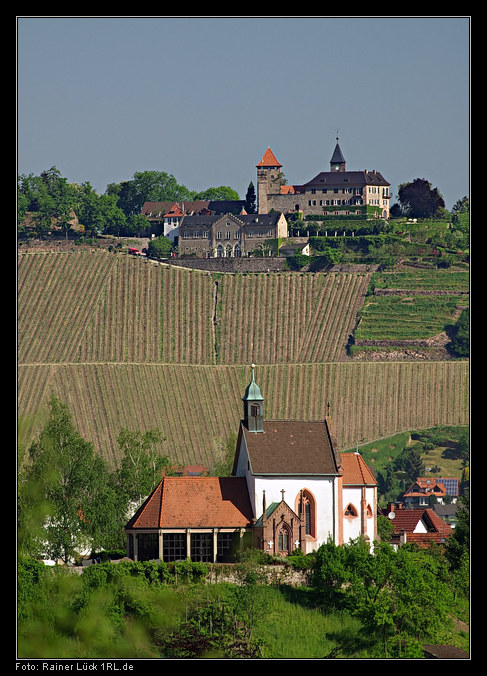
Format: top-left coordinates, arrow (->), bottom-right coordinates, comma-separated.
252,475 -> 340,548
342,485 -> 376,544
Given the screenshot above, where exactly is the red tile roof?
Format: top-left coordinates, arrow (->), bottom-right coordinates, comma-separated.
403,478 -> 447,498
340,452 -> 377,486
256,148 -> 282,168
126,477 -> 254,530
385,507 -> 453,546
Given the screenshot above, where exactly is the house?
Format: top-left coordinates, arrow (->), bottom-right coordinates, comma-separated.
402,476 -> 459,507
279,240 -> 310,257
125,366 -> 378,562
256,140 -> 391,219
381,503 -> 453,548
141,199 -> 247,241
178,211 -> 288,258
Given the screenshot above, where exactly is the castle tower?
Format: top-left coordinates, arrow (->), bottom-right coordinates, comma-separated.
330,139 -> 346,172
242,364 -> 264,432
256,148 -> 282,214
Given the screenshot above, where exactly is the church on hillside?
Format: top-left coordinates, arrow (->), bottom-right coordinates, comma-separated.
125,366 -> 377,563
256,140 -> 391,219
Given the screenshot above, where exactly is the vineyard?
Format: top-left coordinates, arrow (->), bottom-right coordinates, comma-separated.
17,251 -> 371,366
17,251 -> 469,469
18,362 -> 469,469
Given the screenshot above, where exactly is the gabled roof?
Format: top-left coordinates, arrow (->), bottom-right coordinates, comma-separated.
125,477 -> 254,530
403,477 -> 447,498
340,452 -> 377,486
141,200 -> 246,218
236,419 -> 342,476
179,212 -> 284,228
141,201 -> 212,217
383,507 -> 453,546
256,148 -> 282,168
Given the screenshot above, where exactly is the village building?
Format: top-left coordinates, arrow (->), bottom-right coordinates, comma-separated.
177,211 -> 288,258
256,141 -> 391,219
125,366 -> 378,562
141,199 -> 247,241
402,476 -> 459,507
381,503 -> 453,549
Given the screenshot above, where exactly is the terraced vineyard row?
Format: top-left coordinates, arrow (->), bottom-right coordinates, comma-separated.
17,251 -> 117,364
18,362 -> 469,469
352,268 -> 470,351
215,272 -> 370,364
18,252 -> 370,365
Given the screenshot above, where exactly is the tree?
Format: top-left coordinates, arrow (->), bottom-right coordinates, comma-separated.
445,495 -> 469,583
195,186 -> 240,201
448,307 -> 469,358
109,171 -> 195,217
18,167 -> 78,237
245,182 -> 256,214
397,178 -> 446,218
147,235 -> 173,259
313,538 -> 452,657
76,182 -> 127,236
114,428 -> 171,509
18,398 -> 118,562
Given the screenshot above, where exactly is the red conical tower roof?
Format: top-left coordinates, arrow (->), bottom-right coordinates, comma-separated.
256,147 -> 282,168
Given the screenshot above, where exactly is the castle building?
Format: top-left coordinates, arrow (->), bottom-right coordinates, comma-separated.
256,141 -> 391,219
125,366 -> 377,562
177,211 -> 287,258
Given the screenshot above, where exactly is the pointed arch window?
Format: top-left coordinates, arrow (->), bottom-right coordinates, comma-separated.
344,503 -> 358,518
278,525 -> 290,553
296,489 -> 316,539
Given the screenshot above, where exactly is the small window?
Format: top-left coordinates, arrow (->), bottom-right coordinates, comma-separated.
344,503 -> 358,518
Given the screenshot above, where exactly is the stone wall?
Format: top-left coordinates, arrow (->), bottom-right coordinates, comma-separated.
169,257 -> 289,273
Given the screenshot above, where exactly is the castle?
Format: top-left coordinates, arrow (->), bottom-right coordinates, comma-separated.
256,140 -> 391,219
140,141 -> 391,258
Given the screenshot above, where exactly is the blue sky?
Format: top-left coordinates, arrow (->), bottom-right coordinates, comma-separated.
17,16 -> 470,211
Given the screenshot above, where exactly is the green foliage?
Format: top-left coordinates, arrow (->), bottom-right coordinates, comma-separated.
286,252 -> 310,270
147,235 -> 173,259
311,538 -> 457,657
18,400 -> 174,562
448,307 -> 469,358
18,397 -> 120,562
397,178 -> 446,218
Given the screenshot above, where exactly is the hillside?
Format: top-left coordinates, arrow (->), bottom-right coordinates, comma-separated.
17,250 -> 469,468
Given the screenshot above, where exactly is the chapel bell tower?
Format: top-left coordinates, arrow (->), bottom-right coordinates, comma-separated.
242,364 -> 264,433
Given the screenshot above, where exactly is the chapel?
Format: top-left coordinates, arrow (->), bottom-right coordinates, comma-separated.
125,366 -> 377,562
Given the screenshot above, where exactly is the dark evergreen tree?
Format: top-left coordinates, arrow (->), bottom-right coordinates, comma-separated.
245,181 -> 256,213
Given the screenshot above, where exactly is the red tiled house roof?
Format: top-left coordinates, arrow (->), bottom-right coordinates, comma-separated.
126,477 -> 254,530
403,477 -> 447,500
385,507 -> 453,547
340,452 -> 377,485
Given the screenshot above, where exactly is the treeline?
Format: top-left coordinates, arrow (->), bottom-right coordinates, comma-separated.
17,166 -> 242,240
18,516 -> 470,659
18,397 -> 177,563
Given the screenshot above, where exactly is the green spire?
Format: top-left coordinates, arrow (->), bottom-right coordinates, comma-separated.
242,364 -> 264,401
